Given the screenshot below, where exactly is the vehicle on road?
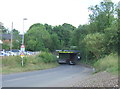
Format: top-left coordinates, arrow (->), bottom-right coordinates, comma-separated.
8,51 -> 17,56
25,51 -> 33,55
56,50 -> 80,65
0,51 -> 10,56
9,49 -> 20,56
0,52 -> 4,56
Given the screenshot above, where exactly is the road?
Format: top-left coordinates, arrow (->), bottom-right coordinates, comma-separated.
2,64 -> 93,87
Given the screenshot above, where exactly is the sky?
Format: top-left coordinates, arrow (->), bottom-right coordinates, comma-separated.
0,0 -> 119,34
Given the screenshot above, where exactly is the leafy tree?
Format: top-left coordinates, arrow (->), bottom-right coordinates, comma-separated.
25,23 -> 52,51
118,2 -> 120,55
2,43 -> 10,50
104,21 -> 118,53
83,33 -> 106,59
78,1 -> 117,60
12,29 -> 22,49
44,24 -> 53,34
52,23 -> 75,49
70,25 -> 88,47
62,23 -> 76,31
88,1 -> 116,32
50,33 -> 60,51
0,23 -> 9,34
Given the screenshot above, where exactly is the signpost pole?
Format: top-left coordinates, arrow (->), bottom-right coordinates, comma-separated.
21,57 -> 24,66
21,18 -> 27,66
20,44 -> 25,66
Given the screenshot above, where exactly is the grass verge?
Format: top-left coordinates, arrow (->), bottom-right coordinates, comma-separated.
94,53 -> 118,75
80,53 -> 118,75
2,52 -> 59,74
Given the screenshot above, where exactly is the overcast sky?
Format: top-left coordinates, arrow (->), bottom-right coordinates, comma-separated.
0,0 -> 119,34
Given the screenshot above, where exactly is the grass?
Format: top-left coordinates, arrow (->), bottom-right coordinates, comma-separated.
2,62 -> 58,74
1,52 -> 59,74
79,58 -> 97,65
94,53 -> 118,75
80,53 -> 118,75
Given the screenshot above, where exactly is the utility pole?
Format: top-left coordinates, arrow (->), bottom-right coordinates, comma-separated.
10,22 -> 13,51
22,18 -> 27,45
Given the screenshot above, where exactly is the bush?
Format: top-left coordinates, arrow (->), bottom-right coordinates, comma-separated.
38,52 -> 57,63
24,56 -> 38,65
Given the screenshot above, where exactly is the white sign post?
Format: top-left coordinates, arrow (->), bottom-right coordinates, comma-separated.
20,44 -> 25,66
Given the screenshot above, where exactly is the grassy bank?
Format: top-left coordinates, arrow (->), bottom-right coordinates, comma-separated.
94,53 -> 118,74
1,52 -> 59,74
80,53 -> 118,74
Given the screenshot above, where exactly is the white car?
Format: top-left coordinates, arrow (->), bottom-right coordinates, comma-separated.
0,51 -> 10,56
9,52 -> 17,56
0,53 -> 4,56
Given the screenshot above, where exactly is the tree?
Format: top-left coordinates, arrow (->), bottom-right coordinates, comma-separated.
50,33 -> 60,51
52,23 -> 75,49
88,1 -> 116,32
62,23 -> 76,31
12,29 -> 21,49
118,2 -> 120,55
25,23 -> 52,51
104,21 -> 118,53
44,24 -> 53,34
70,25 -> 88,47
2,43 -> 10,50
0,23 -> 9,34
83,33 -> 106,59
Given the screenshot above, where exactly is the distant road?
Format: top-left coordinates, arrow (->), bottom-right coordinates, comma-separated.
2,65 -> 93,87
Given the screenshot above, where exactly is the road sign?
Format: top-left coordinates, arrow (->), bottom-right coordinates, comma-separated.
20,44 -> 25,52
21,45 -> 25,48
20,52 -> 24,58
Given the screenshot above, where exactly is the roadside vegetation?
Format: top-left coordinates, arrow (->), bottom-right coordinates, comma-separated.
94,53 -> 118,74
80,53 -> 118,74
2,52 -> 59,74
79,1 -> 118,75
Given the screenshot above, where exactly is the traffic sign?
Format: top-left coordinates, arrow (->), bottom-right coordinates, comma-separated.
20,52 -> 25,58
20,44 -> 25,52
21,44 -> 25,48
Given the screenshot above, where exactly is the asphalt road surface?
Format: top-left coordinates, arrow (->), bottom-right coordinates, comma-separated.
2,64 -> 93,87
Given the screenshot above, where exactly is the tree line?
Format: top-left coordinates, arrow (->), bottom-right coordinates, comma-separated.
1,1 -> 119,60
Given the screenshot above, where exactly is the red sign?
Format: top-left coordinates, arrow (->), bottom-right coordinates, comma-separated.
21,45 -> 25,48
20,44 -> 25,52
